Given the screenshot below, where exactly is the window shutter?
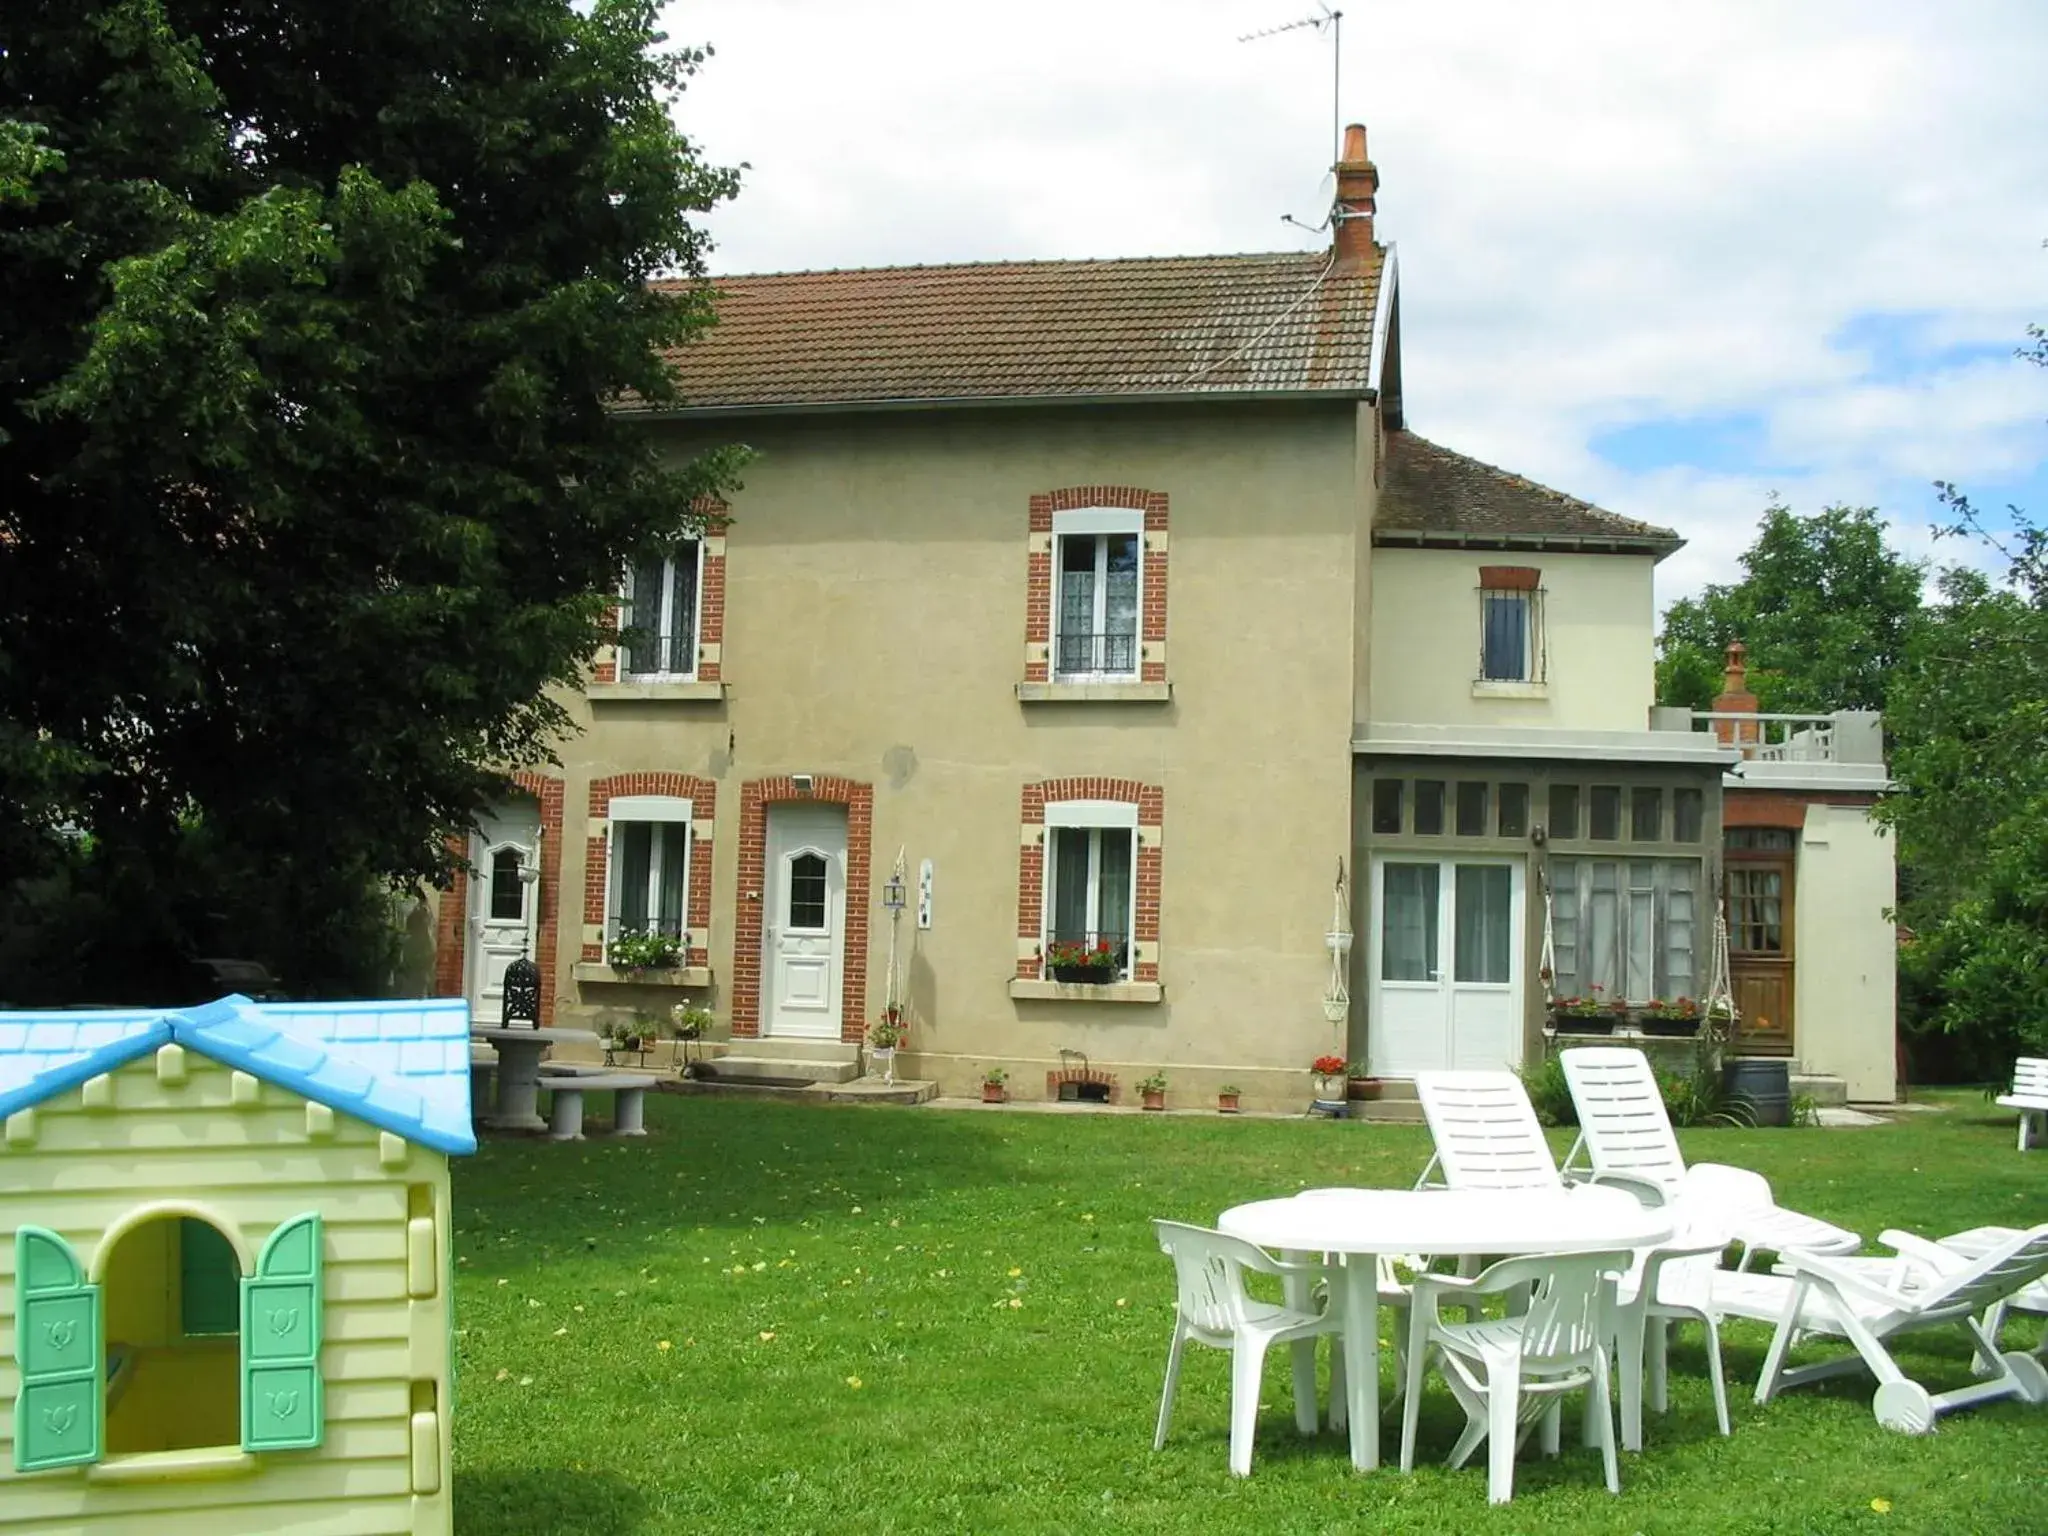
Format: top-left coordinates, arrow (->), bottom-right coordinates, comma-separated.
12,1226 -> 102,1472
240,1212 -> 325,1452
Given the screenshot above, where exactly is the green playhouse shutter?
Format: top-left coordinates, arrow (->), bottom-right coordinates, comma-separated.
240,1213 -> 325,1452
12,1226 -> 102,1472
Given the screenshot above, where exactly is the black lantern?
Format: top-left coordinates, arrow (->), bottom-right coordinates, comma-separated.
500,955 -> 542,1028
882,870 -> 907,914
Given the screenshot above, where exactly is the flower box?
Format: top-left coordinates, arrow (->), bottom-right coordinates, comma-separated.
1551,1013 -> 1618,1035
1050,963 -> 1116,984
1639,1016 -> 1703,1038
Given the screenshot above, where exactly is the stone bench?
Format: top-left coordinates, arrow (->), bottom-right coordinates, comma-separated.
537,1068 -> 649,1141
470,1046 -> 499,1123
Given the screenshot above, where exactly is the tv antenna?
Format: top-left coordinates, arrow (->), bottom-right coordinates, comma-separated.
1239,3 -> 1344,175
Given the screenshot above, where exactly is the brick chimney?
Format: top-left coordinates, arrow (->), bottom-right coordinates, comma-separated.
1332,122 -> 1378,267
1711,640 -> 1760,752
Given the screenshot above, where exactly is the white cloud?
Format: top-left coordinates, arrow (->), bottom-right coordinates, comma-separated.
660,0 -> 2048,603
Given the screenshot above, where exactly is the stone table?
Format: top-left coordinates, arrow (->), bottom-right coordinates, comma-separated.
470,1025 -> 600,1132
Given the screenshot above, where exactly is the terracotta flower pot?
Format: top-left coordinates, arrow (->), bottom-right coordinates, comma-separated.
1141,1089 -> 1166,1111
1217,1092 -> 1240,1114
1346,1077 -> 1384,1102
982,1083 -> 1006,1103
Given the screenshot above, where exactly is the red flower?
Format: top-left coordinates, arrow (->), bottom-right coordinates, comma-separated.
1311,1054 -> 1349,1078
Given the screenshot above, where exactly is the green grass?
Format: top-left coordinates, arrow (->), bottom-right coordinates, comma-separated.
450,1090 -> 2048,1535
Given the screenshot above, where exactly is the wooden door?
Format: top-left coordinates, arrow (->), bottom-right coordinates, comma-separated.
1725,829 -> 1795,1055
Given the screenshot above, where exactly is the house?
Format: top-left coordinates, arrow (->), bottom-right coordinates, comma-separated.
0,995 -> 470,1534
430,123 -> 1896,1107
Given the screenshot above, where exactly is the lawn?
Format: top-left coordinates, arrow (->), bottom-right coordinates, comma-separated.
449,1090 -> 2047,1535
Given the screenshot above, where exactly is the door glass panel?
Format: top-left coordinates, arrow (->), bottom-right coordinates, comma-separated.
489,849 -> 525,921
787,852 -> 828,929
1498,782 -> 1528,839
1453,865 -> 1512,984
1728,867 -> 1784,952
1380,863 -> 1440,981
1414,780 -> 1445,836
1455,782 -> 1489,837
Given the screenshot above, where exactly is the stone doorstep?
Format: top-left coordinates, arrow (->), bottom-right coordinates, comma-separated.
697,1053 -> 863,1086
660,1076 -> 935,1106
1789,1073 -> 1849,1107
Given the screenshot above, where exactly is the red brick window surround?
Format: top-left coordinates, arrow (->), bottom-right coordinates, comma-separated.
1023,487 -> 1169,685
1015,779 -> 1163,982
594,499 -> 729,686
583,775 -> 717,967
730,777 -> 874,1043
433,772 -> 565,1023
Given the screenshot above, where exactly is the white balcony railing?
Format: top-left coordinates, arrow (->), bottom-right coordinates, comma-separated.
1678,709 -> 1884,767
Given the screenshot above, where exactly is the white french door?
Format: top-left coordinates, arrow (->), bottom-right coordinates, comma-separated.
1368,855 -> 1525,1076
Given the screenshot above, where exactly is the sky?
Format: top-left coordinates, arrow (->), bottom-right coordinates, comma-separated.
658,0 -> 2048,606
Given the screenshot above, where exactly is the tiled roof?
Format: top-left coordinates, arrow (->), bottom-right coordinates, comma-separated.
644,250 -> 1383,410
0,996 -> 476,1155
1375,432 -> 1682,555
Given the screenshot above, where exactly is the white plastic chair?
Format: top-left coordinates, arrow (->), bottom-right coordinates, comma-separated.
1611,1211 -> 1739,1448
1398,1248 -> 1631,1505
1558,1046 -> 1860,1267
1743,1223 -> 2048,1432
1152,1220 -> 1346,1475
1414,1071 -> 1566,1192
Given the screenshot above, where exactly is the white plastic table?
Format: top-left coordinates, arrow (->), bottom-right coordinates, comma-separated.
1218,1185 -> 1673,1471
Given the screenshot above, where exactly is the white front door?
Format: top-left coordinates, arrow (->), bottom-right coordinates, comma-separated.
763,803 -> 846,1040
1368,855 -> 1524,1076
467,803 -> 541,1022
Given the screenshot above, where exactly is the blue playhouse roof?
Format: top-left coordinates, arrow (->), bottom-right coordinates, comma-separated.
0,995 -> 476,1156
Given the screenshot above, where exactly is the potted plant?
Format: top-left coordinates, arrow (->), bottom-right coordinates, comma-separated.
1551,986 -> 1623,1034
1345,1062 -> 1384,1102
1138,1072 -> 1168,1111
1046,938 -> 1118,984
1640,996 -> 1703,1037
608,927 -> 685,973
982,1066 -> 1008,1104
868,1005 -> 906,1081
1310,1054 -> 1349,1117
669,1002 -> 713,1040
1217,1083 -> 1241,1114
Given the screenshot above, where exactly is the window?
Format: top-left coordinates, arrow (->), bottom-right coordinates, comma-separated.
1728,866 -> 1786,953
605,795 -> 692,941
1726,827 -> 1796,851
1549,858 -> 1699,1003
1053,515 -> 1141,679
1414,780 -> 1446,836
1631,787 -> 1663,842
1043,801 -> 1137,979
1372,778 -> 1404,834
1674,787 -> 1705,843
1455,782 -> 1489,837
622,541 -> 702,679
1549,783 -> 1580,840
1498,782 -> 1529,839
1589,785 -> 1622,840
1476,569 -> 1545,683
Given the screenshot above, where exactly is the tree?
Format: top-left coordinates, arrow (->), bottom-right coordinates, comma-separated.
1655,502 -> 1925,712
0,1 -> 744,997
1884,315 -> 2048,1061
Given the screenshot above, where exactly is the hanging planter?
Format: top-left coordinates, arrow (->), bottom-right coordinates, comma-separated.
1321,859 -> 1352,1026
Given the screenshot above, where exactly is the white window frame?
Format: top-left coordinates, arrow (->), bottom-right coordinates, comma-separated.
621,540 -> 705,681
1477,585 -> 1546,684
1041,799 -> 1140,977
605,795 -> 693,941
1050,508 -> 1143,681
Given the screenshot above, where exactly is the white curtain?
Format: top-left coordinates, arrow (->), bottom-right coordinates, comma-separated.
1380,863 -> 1439,981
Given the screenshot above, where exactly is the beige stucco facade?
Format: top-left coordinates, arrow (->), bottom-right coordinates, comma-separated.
1367,547 -> 1658,732
1790,802 -> 1898,1100
531,402 -> 1373,1106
